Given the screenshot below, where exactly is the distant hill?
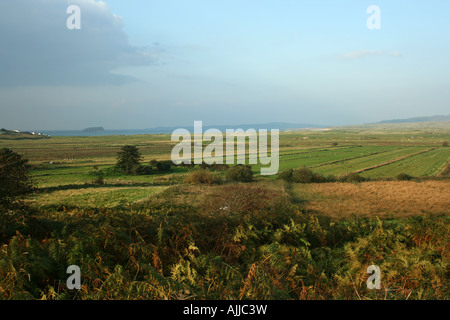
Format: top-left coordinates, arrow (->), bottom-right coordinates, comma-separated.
376,115 -> 450,124
146,122 -> 326,134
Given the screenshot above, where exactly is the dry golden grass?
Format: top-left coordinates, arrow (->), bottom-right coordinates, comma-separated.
292,180 -> 450,219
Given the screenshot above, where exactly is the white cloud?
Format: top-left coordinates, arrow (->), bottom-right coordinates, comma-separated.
337,50 -> 402,60
0,0 -> 165,86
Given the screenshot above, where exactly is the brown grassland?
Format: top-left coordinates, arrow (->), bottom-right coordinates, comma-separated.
291,180 -> 450,220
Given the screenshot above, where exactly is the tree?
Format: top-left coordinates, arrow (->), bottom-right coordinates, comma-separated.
116,145 -> 143,174
0,148 -> 34,208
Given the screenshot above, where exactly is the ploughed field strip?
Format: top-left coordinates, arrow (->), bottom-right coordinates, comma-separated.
360,146 -> 450,178
276,146 -> 402,172
352,147 -> 438,174
311,146 -> 431,176
0,135 -> 174,163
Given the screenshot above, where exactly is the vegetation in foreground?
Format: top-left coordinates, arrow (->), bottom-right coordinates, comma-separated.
0,182 -> 448,300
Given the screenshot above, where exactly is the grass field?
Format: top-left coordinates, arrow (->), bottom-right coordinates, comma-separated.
28,186 -> 168,208
360,147 -> 450,178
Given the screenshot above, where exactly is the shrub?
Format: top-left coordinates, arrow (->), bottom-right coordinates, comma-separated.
278,169 -> 294,182
213,164 -> 230,171
279,167 -> 328,183
93,176 -> 105,185
176,163 -> 195,169
292,167 -> 316,183
149,159 -> 159,167
338,173 -> 366,183
199,163 -> 212,170
149,160 -> 173,172
396,173 -> 414,181
226,165 -> 253,182
156,160 -> 172,172
442,141 -> 449,147
133,165 -> 153,175
185,169 -> 222,185
200,163 -> 230,171
312,173 -> 327,183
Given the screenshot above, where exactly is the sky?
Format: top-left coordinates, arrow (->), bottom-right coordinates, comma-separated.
0,0 -> 449,130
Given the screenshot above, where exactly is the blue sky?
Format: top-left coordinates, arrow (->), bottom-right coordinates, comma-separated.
1,0 -> 449,130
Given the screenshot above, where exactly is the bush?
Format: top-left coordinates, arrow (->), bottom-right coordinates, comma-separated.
278,169 -> 294,182
176,163 -> 196,169
279,167 -> 329,183
93,176 -> 105,185
292,167 -> 315,183
443,141 -> 449,147
149,160 -> 173,172
200,163 -> 230,171
199,163 -> 212,170
396,173 -> 414,181
156,160 -> 172,172
338,173 -> 366,183
213,164 -> 230,171
133,165 -> 153,175
225,165 -> 253,182
185,169 -> 222,185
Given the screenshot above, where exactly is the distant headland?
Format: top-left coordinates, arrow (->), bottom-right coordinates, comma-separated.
83,127 -> 105,132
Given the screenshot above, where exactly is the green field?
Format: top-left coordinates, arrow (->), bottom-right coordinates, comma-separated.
30,186 -> 168,208
360,146 -> 450,178
312,146 -> 433,176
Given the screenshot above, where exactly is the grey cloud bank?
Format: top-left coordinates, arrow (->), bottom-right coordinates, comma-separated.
0,0 -> 160,86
